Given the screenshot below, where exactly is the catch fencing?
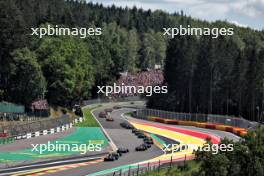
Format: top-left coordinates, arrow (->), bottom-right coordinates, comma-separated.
83,96 -> 141,106
106,156 -> 191,176
135,109 -> 252,128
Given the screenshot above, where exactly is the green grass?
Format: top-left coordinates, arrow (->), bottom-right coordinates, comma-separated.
125,112 -> 133,116
140,161 -> 200,176
75,108 -> 100,127
0,127 -> 109,161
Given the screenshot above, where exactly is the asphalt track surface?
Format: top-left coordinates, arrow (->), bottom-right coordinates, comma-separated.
0,128 -> 76,152
7,103 -> 241,176
44,107 -> 240,176
43,108 -> 163,176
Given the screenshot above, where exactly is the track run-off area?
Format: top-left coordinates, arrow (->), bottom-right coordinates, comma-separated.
3,101 -> 241,176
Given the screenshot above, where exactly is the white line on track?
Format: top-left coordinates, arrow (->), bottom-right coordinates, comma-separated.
0,157 -> 102,176
90,108 -> 118,151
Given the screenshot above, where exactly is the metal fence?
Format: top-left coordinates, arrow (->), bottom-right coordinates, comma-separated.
0,102 -> 25,113
0,115 -> 74,137
135,109 -> 252,128
106,156 -> 190,176
0,112 -> 49,122
83,96 -> 142,106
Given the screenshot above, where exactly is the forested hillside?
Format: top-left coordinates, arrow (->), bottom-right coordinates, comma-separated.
1,0 -> 264,121
148,33 -> 264,121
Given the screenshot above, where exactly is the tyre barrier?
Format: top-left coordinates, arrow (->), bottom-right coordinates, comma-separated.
205,124 -> 216,129
154,117 -> 165,123
215,125 -> 227,131
196,123 -> 206,128
164,119 -> 179,125
148,116 -> 247,137
13,117 -> 84,140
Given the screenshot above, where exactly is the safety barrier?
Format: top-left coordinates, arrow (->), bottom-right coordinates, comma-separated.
0,137 -> 15,144
136,109 -> 253,128
148,116 -> 247,137
14,117 -> 84,140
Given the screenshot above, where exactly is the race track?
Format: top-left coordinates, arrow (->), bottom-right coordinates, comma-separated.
42,108 -> 163,176
8,102 -> 241,176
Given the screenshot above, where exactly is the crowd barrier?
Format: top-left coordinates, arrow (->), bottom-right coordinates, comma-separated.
147,116 -> 247,137
0,137 -> 15,144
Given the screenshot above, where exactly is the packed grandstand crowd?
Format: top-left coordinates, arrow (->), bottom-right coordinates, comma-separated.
111,69 -> 164,97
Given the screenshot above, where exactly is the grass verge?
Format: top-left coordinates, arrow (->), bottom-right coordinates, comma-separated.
75,108 -> 100,127
125,112 -> 133,116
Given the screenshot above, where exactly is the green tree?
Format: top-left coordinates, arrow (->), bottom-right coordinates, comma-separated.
124,28 -> 139,73
9,48 -> 46,106
195,126 -> 264,176
164,35 -> 198,112
37,36 -> 94,105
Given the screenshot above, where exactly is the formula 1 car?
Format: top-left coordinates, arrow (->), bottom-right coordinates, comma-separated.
99,111 -> 107,118
143,137 -> 152,141
134,131 -> 143,135
132,129 -> 139,133
137,133 -> 146,138
120,122 -> 134,129
106,116 -> 114,121
144,140 -> 154,145
135,144 -> 148,151
112,152 -> 122,158
117,147 -> 129,154
104,154 -> 118,161
143,143 -> 151,148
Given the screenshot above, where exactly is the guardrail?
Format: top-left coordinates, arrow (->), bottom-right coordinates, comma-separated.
135,109 -> 252,128
105,155 -> 192,176
0,114 -> 85,140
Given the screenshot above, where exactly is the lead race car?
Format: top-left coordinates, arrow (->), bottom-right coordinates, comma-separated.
117,147 -> 129,154
106,116 -> 114,121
